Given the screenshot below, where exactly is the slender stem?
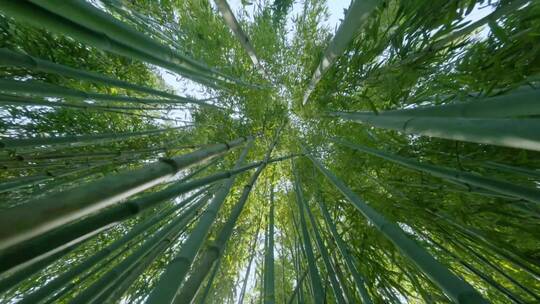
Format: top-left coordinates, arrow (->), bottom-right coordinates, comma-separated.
292,160 -> 324,304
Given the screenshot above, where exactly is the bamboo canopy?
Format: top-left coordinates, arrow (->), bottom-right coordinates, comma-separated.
0,0 -> 539,303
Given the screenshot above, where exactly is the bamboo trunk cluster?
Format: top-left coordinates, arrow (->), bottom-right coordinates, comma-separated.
303,143 -> 489,304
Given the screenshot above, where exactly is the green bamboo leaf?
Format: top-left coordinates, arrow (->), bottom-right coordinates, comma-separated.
488,20 -> 510,43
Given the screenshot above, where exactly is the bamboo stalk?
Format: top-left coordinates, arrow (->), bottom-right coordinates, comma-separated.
450,235 -> 540,302
0,220 -> 113,279
0,48 -> 206,103
356,87 -> 540,119
285,268 -> 309,304
28,0 -> 244,86
0,240 -> 78,294
0,155 -> 291,275
100,236 -> 171,303
0,79 -> 219,108
386,181 -> 520,200
0,126 -> 185,149
303,199 -> 347,304
331,112 -> 540,151
0,136 -> 249,252
424,235 -> 527,304
238,225 -> 261,304
263,187 -> 276,304
0,1 -> 238,88
0,161 -> 126,194
69,192 -> 212,304
329,252 -> 356,303
0,155 -> 275,274
70,195 -> 210,304
332,138 -> 540,207
303,144 -> 489,304
15,189 -> 206,304
0,94 -> 190,112
213,0 -> 266,75
292,160 -> 324,304
43,225 -> 157,304
103,0 -> 186,52
146,139 -> 253,303
432,211 -> 540,279
303,0 -> 382,104
1,144 -> 198,165
484,161 -> 540,180
197,257 -> 222,304
174,125 -> 284,304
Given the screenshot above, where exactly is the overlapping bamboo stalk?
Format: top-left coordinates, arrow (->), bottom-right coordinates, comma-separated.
0,79 -> 219,108
0,126 -> 185,149
263,187 -> 276,304
0,48 -> 208,103
174,125 -> 284,303
0,136 -> 250,252
14,189 -> 206,304
146,139 -> 253,303
292,160 -> 324,304
332,138 -> 540,208
303,144 -> 489,304
0,0 -> 251,88
304,198 -> 347,304
303,0 -> 382,104
70,192 -> 213,304
0,155 -> 294,274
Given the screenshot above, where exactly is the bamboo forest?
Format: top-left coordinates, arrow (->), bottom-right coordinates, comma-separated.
0,0 -> 539,303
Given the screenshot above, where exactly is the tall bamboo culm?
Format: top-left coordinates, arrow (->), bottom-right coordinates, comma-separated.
146,139 -> 254,303
292,160 -> 324,304
331,138 -> 540,208
315,195 -> 372,304
174,124 -> 284,304
14,189 -> 207,304
0,137 -> 249,262
263,187 -> 276,304
303,199 -> 347,304
302,143 -> 489,304
69,192 -> 213,304
0,154 -> 283,274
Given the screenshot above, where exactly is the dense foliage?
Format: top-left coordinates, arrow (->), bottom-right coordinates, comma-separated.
0,0 -> 539,303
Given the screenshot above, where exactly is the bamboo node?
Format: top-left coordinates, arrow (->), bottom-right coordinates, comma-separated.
207,244 -> 221,255
159,157 -> 181,172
